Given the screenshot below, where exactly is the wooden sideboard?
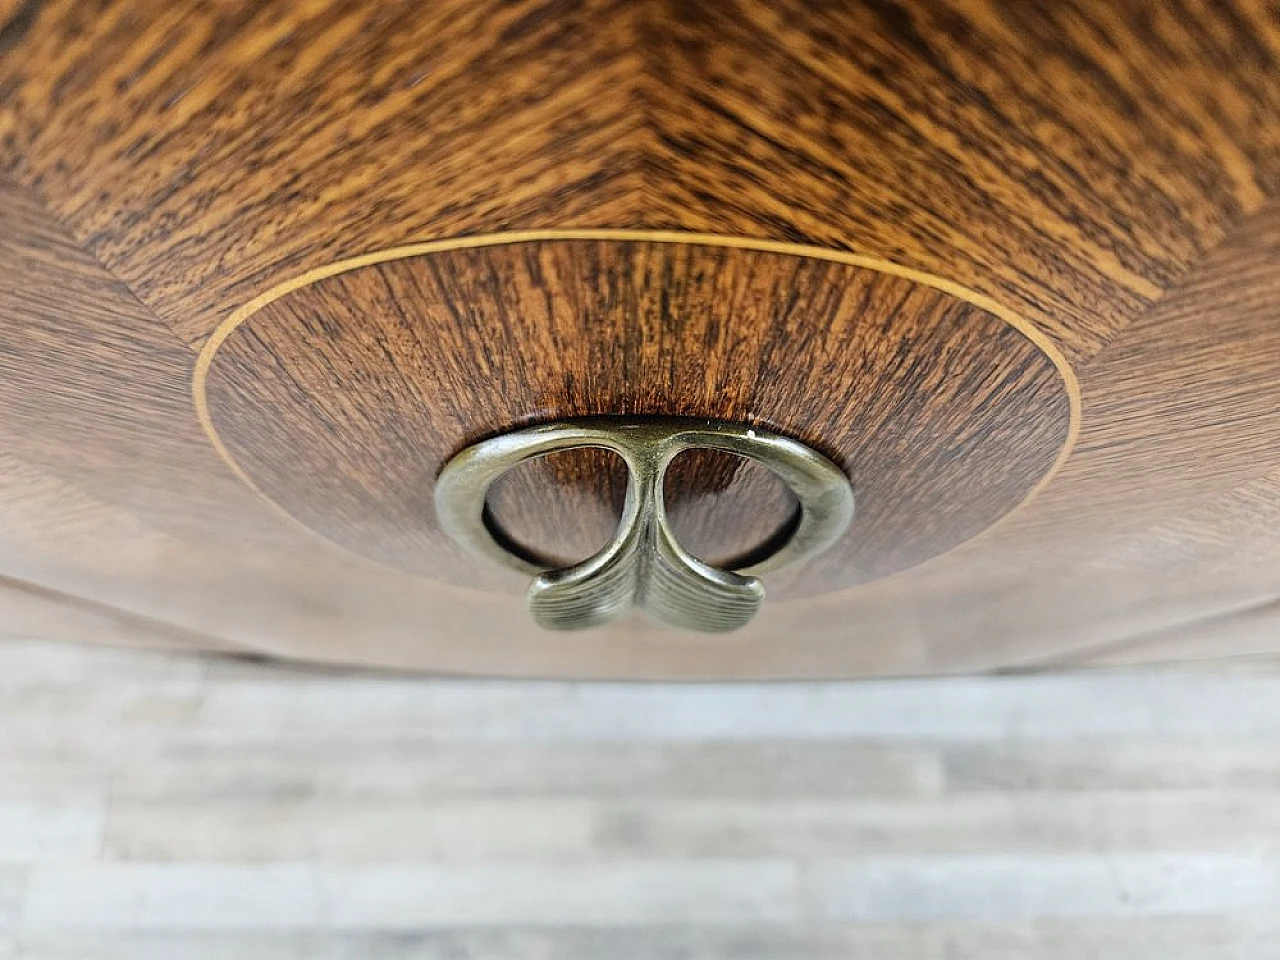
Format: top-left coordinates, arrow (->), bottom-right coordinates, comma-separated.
1,0 -> 1278,677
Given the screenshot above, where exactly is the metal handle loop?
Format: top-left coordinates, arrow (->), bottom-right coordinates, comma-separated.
434,417 -> 854,633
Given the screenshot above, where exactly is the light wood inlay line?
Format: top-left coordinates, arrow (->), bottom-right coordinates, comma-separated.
193,230 -> 1080,601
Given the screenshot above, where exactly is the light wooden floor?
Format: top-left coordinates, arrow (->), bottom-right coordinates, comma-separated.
2,638 -> 1280,958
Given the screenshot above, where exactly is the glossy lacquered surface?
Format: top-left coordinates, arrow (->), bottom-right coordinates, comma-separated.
0,0 -> 1278,677
198,235 -> 1074,597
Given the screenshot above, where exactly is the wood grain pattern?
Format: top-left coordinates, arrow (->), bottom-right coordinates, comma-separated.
0,0 -> 1276,676
199,236 -> 1074,595
5,639 -> 1280,955
0,175 -> 249,532
0,0 -> 650,341
641,0 -> 1280,353
1007,203 -> 1280,543
0,0 -> 1274,358
0,573 -> 231,654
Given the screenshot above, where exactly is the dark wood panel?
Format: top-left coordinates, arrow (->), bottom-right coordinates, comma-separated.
997,202 -> 1280,548
199,236 -> 1073,596
763,206 -> 1280,673
642,0 -> 1280,354
0,0 -> 1275,360
0,175 -> 251,530
0,0 -> 648,342
0,0 -> 1277,677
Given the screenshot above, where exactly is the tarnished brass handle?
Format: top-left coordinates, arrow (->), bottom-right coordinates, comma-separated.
434,417 -> 854,633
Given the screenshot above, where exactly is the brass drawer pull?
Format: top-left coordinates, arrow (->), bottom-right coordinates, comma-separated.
435,417 -> 854,633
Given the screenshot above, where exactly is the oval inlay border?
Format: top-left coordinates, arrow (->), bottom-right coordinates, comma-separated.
192,230 -> 1081,598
